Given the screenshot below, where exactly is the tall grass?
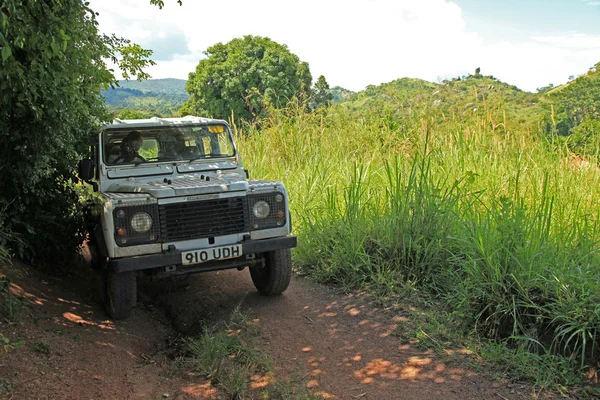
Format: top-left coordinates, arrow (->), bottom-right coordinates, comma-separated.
235,99 -> 600,372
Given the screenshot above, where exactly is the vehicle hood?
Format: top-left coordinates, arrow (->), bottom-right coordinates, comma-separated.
106,172 -> 249,198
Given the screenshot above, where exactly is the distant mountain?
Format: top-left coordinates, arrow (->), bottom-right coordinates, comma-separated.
111,78 -> 187,95
102,78 -> 188,117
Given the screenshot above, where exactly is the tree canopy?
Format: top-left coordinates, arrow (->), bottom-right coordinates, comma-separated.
0,0 -> 157,262
181,35 -> 312,122
310,75 -> 334,110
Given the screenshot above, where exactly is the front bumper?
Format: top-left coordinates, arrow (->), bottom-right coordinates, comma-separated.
108,236 -> 297,274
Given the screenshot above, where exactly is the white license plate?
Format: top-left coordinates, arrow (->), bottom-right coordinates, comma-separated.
182,244 -> 242,265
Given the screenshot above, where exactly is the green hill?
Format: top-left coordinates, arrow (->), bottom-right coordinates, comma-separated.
541,62 -> 600,151
336,74 -> 543,134
102,78 -> 188,117
111,78 -> 187,95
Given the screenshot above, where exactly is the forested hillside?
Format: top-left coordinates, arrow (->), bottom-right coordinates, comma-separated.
102,78 -> 188,117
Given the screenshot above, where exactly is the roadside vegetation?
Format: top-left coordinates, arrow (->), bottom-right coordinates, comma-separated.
235,67 -> 600,394
184,306 -> 323,399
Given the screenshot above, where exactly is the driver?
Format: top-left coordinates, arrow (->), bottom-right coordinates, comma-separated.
114,130 -> 145,164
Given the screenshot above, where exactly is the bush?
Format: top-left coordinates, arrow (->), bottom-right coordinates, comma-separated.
0,0 -> 154,264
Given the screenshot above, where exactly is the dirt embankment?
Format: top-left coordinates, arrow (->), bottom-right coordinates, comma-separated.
1,262 -> 555,399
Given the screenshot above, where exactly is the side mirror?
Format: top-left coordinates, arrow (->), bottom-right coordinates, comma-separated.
78,159 -> 95,181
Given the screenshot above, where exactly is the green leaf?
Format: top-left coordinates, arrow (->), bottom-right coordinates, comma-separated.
1,45 -> 12,62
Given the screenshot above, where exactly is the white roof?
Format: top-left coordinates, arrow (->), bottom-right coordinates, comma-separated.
107,116 -> 228,129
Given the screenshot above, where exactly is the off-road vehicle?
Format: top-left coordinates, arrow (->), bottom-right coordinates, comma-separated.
79,116 -> 296,319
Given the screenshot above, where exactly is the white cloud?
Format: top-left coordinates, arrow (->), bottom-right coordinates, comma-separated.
90,0 -> 600,92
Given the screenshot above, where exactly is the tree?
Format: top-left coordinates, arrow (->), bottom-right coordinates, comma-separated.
181,35 -> 312,122
0,0 -> 158,263
536,83 -> 554,94
310,75 -> 334,110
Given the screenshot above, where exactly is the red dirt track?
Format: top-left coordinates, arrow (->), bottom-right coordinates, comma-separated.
0,262 -> 554,399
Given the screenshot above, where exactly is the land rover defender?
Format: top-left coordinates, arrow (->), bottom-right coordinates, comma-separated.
79,116 -> 296,319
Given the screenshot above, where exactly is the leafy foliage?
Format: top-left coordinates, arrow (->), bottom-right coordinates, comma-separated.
181,35 -> 312,122
309,75 -> 334,110
0,0 -> 155,263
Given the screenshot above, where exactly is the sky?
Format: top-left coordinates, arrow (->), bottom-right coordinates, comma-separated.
90,0 -> 600,93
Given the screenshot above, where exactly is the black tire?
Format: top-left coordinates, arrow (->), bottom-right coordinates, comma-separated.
102,269 -> 137,320
250,248 -> 292,295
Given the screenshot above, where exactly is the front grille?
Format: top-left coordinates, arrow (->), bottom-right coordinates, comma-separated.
159,197 -> 249,241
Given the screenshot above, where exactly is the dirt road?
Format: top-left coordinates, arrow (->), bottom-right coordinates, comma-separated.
0,263 -> 551,399
143,270 -> 546,400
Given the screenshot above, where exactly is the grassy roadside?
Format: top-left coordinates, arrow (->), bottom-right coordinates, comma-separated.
381,292 -> 598,398
182,304 -> 323,399
234,97 -> 600,395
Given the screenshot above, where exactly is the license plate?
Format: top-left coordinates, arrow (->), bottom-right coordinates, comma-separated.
182,244 -> 242,265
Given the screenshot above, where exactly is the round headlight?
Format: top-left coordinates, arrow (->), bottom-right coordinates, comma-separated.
252,201 -> 270,219
275,194 -> 283,203
131,212 -> 153,233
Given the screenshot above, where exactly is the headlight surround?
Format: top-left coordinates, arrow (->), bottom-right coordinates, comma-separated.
252,201 -> 270,219
248,191 -> 287,230
131,212 -> 153,233
113,204 -> 159,246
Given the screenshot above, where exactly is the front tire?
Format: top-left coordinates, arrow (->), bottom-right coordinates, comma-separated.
102,269 -> 137,320
250,248 -> 292,295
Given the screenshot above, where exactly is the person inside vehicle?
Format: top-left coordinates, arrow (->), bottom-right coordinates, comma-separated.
114,130 -> 145,164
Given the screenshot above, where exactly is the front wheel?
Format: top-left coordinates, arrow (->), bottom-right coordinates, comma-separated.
102,269 -> 137,320
250,248 -> 292,295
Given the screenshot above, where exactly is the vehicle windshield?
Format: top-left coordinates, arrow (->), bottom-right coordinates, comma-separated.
103,124 -> 235,165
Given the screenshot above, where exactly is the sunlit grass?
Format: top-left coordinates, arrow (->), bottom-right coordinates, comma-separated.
234,98 -> 600,387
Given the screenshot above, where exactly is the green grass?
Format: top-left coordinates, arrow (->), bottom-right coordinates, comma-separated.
184,305 -> 323,399
234,95 -> 600,391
